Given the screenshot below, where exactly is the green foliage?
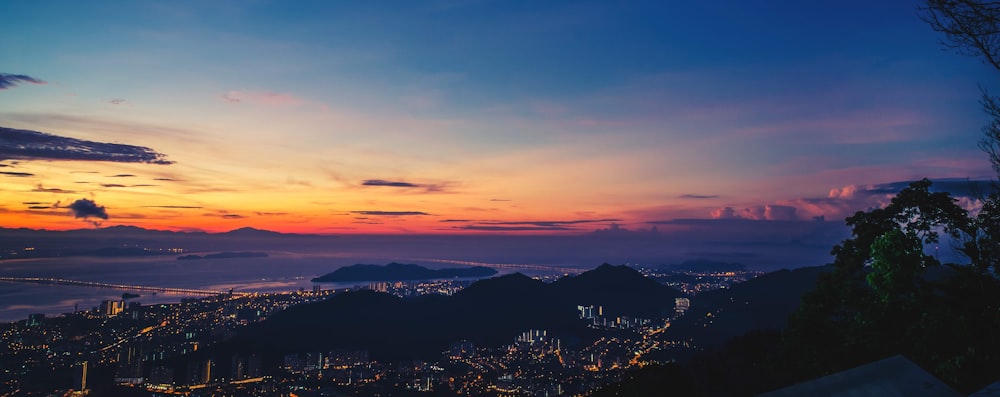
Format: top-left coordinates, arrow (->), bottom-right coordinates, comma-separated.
866,228 -> 925,304
780,179 -> 1000,393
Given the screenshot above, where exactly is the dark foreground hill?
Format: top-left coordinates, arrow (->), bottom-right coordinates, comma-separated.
216,264 -> 682,366
665,265 -> 830,348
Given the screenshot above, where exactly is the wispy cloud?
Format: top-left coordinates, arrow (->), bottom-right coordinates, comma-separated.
362,179 -> 420,188
0,126 -> 173,164
255,211 -> 288,216
360,179 -> 449,193
0,171 -> 33,177
219,90 -> 304,106
107,98 -> 127,105
477,218 -> 620,228
448,218 -> 622,232
455,225 -> 573,231
680,194 -> 719,199
0,73 -> 46,90
32,184 -> 75,194
351,210 -> 431,216
108,174 -> 136,177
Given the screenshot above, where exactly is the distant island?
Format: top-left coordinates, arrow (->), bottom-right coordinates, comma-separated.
177,251 -> 269,260
312,262 -> 498,282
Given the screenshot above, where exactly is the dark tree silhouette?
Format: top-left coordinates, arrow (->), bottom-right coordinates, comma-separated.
779,180 -> 1000,393
923,0 -> 1000,175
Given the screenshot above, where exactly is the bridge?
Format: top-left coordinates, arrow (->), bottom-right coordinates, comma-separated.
0,276 -> 248,296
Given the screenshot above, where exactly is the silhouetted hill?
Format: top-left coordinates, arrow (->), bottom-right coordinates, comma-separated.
590,363 -> 697,397
220,265 -> 682,365
666,265 -> 830,348
311,262 -> 497,282
222,227 -> 287,238
553,264 -> 685,317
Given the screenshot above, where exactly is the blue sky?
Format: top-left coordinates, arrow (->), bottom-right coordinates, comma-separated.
0,0 -> 995,240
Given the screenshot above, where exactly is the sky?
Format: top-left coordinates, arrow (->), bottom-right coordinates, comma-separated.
0,0 -> 996,235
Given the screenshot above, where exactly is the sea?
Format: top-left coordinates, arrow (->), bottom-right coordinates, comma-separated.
0,252 -> 561,323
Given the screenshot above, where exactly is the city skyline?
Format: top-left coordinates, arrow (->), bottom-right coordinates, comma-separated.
1,0 -> 995,234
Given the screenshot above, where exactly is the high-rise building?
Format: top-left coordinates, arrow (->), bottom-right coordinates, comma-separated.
27,313 -> 44,327
115,341 -> 144,385
231,355 -> 246,380
202,358 -> 216,384
99,300 -> 124,317
74,361 -> 88,392
305,351 -> 323,370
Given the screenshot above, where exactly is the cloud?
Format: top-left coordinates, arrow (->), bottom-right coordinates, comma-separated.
708,178 -> 995,223
477,218 -> 621,228
0,171 -> 33,177
108,174 -> 136,177
680,194 -> 719,199
143,205 -> 202,209
765,204 -> 797,221
255,211 -> 288,216
27,205 -> 50,209
455,225 -> 574,231
64,198 -> 108,220
447,218 -> 622,232
286,177 -> 313,187
711,207 -> 738,219
362,179 -> 420,188
221,214 -> 244,219
360,179 -> 449,193
219,90 -> 304,106
100,183 -> 155,188
108,98 -> 127,105
0,126 -> 173,164
351,211 -> 431,216
490,198 -> 512,202
32,184 -> 75,194
0,73 -> 46,90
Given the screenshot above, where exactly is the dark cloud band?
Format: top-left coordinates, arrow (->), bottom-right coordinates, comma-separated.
362,179 -> 419,188
352,211 -> 431,216
0,73 -> 46,90
0,126 -> 173,164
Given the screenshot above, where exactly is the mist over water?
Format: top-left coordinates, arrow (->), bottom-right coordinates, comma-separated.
0,253 -> 553,323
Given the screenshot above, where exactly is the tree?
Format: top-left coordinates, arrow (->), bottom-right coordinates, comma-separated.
922,0 -> 1000,175
780,180 -> 1000,393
